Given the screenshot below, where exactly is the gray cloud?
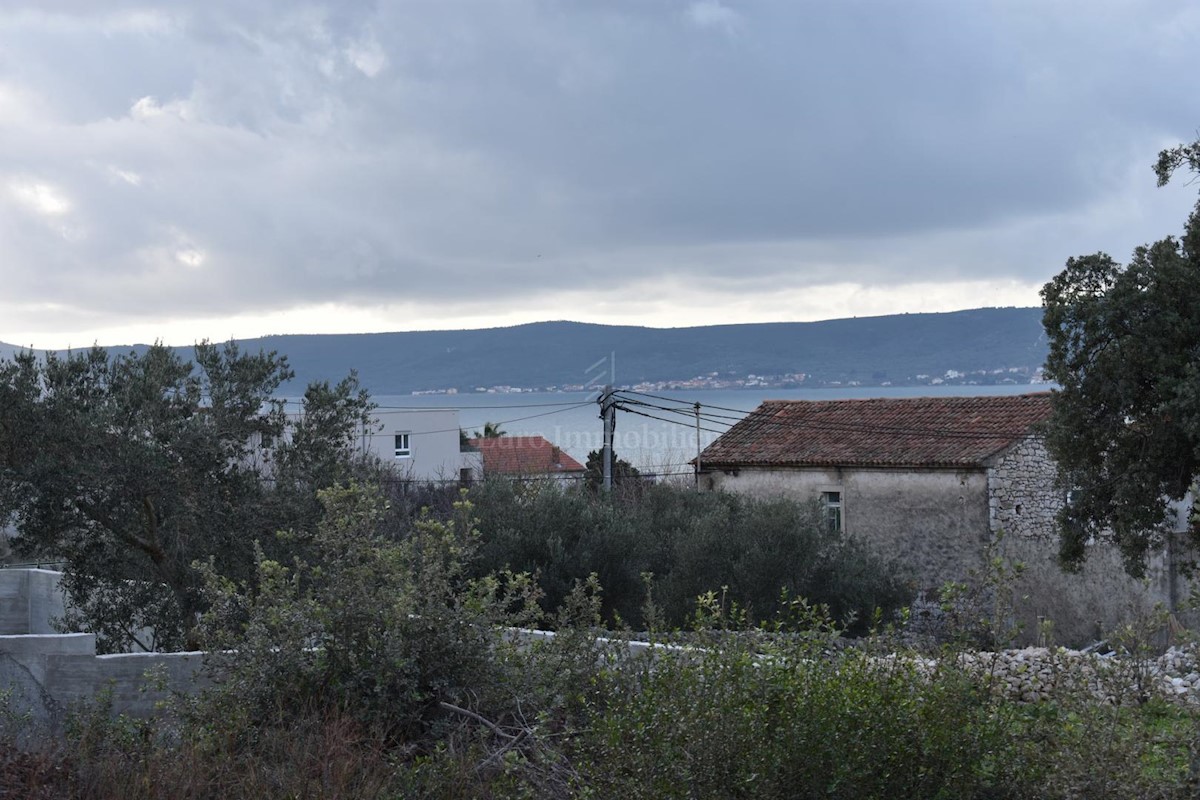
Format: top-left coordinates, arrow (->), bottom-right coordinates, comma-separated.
1,0 -> 1198,345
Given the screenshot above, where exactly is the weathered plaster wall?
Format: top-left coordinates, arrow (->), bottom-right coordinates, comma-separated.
707,466 -> 992,592
998,535 -> 1173,646
707,454 -> 1189,647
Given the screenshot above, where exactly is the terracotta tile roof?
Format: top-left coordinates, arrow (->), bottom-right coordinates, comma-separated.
468,435 -> 586,476
700,393 -> 1053,469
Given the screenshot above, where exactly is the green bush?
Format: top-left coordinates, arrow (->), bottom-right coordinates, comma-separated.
570,606 -> 1198,800
469,480 -> 913,632
6,479 -> 1200,799
193,482 -> 542,742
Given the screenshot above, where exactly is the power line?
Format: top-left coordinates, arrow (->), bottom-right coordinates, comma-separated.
369,402 -> 596,438
615,396 -> 739,429
283,398 -> 590,411
616,404 -> 728,436
378,399 -> 592,411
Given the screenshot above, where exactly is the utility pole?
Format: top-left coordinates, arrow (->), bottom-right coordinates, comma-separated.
694,401 -> 702,491
600,385 -> 615,493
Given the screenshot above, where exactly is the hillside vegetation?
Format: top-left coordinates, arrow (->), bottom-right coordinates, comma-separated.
0,307 -> 1047,394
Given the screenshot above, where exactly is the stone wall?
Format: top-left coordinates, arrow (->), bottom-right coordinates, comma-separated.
706,452 -> 1189,647
986,436 -> 1062,540
985,437 -> 1188,644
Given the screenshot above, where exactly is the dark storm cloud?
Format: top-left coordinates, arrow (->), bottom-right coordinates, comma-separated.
0,0 -> 1198,343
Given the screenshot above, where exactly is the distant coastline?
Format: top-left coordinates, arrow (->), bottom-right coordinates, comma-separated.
1,307 -> 1049,398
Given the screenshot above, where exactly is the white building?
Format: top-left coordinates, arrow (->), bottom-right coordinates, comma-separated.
359,408 -> 481,483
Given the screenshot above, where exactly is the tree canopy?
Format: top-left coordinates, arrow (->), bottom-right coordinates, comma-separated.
1041,139 -> 1200,574
0,342 -> 376,651
584,448 -> 642,492
474,421 -> 507,439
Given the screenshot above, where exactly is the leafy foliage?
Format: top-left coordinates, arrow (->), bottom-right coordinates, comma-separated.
1041,141 -> 1200,573
469,480 -> 912,631
0,342 -> 376,651
194,483 -> 542,741
472,421 -> 506,438
1155,140 -> 1200,187
582,447 -> 642,491
5,486 -> 1200,798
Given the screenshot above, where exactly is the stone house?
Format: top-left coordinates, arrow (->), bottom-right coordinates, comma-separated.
698,393 -> 1182,645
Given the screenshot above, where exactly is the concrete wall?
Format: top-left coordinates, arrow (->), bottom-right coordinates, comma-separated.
0,570 -> 205,721
361,409 -> 480,482
0,569 -> 65,635
707,466 -> 993,592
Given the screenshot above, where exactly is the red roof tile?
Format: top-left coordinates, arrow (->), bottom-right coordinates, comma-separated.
700,393 -> 1053,469
468,435 -> 586,476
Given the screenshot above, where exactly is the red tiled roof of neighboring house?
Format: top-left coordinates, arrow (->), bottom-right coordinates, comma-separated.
699,393 -> 1054,469
468,435 -> 586,476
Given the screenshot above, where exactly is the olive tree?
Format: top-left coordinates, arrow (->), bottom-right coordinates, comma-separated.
0,341 -> 375,651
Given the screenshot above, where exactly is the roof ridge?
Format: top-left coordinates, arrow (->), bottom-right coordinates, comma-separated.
702,393 -> 1053,469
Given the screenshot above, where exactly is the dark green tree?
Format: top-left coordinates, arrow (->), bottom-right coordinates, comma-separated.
584,448 -> 642,492
1041,139 -> 1200,574
0,342 -> 375,651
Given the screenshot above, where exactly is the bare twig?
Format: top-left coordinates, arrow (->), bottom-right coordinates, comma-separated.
438,701 -> 517,741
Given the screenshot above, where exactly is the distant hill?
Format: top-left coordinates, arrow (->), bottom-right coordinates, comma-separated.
0,307 -> 1049,394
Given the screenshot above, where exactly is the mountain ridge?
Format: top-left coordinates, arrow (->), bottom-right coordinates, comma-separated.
0,307 -> 1048,394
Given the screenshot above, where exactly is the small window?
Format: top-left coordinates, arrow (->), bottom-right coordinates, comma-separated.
821,491 -> 843,533
394,432 -> 411,459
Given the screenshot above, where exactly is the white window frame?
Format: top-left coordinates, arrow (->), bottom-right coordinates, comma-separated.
394,432 -> 412,459
821,490 -> 843,534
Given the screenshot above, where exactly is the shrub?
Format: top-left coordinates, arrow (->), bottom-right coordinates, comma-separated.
470,480 -> 913,632
193,482 -> 542,742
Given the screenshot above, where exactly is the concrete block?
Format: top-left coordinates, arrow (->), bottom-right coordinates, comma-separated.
0,571 -> 30,634
44,651 -> 208,717
26,570 -> 65,634
0,633 -> 96,683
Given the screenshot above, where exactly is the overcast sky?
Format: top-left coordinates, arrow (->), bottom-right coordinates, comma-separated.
1,1 -> 1198,349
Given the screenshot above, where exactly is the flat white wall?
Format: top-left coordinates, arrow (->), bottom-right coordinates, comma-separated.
360,409 -> 479,482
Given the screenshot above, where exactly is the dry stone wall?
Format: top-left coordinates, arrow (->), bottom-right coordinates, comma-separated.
957,645 -> 1200,706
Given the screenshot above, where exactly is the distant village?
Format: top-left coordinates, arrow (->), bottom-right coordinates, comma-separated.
410,364 -> 1048,396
